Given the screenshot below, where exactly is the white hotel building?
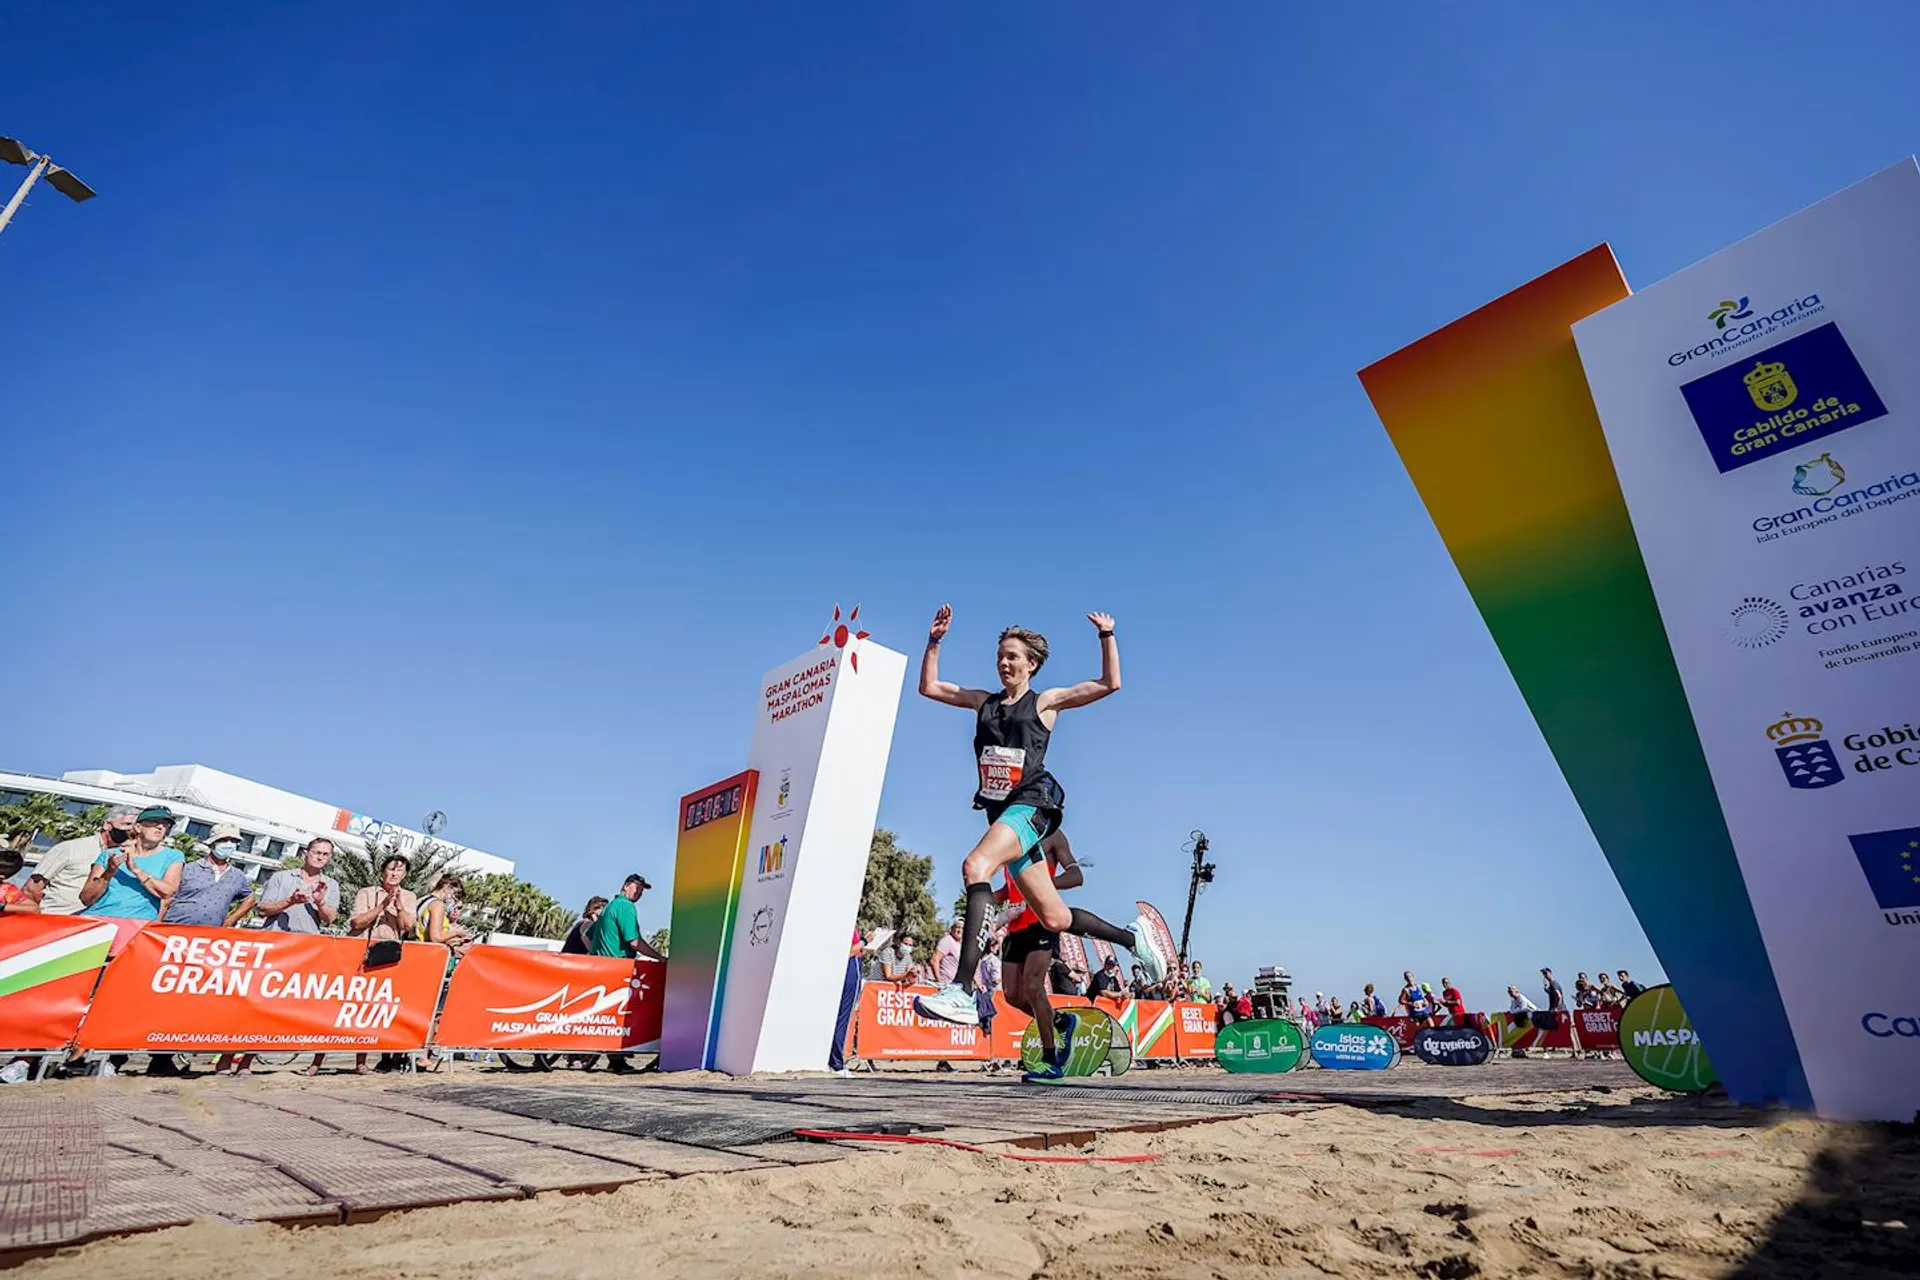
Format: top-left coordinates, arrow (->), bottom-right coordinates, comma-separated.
5,762 -> 513,883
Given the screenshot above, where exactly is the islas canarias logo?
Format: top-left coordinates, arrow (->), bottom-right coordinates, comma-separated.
1766,711 -> 1843,790
1710,297 -> 1754,330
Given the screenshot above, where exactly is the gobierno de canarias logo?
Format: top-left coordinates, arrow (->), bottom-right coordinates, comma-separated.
1766,711 -> 1844,790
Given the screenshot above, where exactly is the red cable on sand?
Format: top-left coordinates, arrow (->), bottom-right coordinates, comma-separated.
792,1129 -> 1160,1164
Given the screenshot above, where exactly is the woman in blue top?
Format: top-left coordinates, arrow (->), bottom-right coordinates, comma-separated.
78,805 -> 183,920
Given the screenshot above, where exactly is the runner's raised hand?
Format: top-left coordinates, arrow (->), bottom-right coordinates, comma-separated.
929,603 -> 954,641
1087,612 -> 1115,633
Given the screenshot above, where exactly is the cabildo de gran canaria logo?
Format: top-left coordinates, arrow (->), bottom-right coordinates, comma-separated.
1670,291 -> 1822,366
1682,323 -> 1887,473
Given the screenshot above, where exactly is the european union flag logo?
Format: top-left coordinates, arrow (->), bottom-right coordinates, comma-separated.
1680,322 -> 1887,473
1775,739 -> 1843,789
1848,826 -> 1920,910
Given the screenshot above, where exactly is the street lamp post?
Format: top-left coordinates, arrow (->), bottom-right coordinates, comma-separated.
0,136 -> 96,238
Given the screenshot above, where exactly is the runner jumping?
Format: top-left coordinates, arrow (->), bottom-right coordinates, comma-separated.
997,830 -> 1083,1082
912,605 -> 1167,1028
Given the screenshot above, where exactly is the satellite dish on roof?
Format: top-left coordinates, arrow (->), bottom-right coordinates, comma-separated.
423,810 -> 446,836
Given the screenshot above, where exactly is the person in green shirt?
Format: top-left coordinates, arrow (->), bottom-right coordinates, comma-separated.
588,873 -> 663,959
1187,960 -> 1212,1001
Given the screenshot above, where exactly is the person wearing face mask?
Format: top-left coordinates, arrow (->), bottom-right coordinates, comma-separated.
162,825 -> 259,928
79,805 -> 184,920
35,806 -> 139,915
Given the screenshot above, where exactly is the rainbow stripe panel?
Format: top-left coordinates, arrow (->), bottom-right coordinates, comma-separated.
1358,247 -> 1810,1108
659,770 -> 758,1071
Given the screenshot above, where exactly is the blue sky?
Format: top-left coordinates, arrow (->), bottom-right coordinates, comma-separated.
7,2 -> 1917,1009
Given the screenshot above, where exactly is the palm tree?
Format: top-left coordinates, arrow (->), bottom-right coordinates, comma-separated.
462,872 -> 571,939
329,835 -> 469,911
169,832 -> 200,857
0,793 -> 84,852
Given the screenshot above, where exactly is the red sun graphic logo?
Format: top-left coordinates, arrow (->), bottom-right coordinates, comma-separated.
819,604 -> 871,673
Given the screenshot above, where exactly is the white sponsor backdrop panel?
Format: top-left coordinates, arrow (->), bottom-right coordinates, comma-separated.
1574,160 -> 1920,1120
714,639 -> 905,1074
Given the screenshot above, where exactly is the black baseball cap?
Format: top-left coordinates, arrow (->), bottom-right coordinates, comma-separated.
624,873 -> 653,891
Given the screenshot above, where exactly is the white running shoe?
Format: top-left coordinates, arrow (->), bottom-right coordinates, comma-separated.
1128,918 -> 1170,984
913,984 -> 981,1027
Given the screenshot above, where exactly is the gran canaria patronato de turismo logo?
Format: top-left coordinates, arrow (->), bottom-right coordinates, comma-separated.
1709,297 -> 1754,330
1669,290 -> 1823,366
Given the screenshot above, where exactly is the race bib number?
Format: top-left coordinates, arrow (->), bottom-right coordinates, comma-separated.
978,745 -> 1025,802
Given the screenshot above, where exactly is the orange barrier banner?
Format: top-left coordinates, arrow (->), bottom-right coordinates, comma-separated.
76,925 -> 448,1053
1,916 -> 118,1050
434,945 -> 664,1052
1173,1001 -> 1217,1058
1487,1010 -> 1577,1052
1128,999 -> 1176,1058
855,983 -> 990,1060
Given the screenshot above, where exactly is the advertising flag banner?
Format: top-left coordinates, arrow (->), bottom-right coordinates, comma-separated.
1573,160 -> 1920,1121
0,916 -> 116,1050
1412,1025 -> 1494,1066
1617,985 -> 1717,1093
1215,1018 -> 1306,1073
660,771 -> 757,1070
1054,933 -> 1089,984
714,621 -> 906,1074
1360,247 -> 1807,1110
434,945 -> 664,1053
1309,1023 -> 1400,1070
76,926 -> 447,1053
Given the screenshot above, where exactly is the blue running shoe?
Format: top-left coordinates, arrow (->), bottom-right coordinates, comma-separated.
1021,1061 -> 1065,1083
1051,1012 -> 1080,1069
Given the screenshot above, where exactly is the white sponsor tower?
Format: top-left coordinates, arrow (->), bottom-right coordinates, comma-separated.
1575,160 -> 1920,1120
713,617 -> 906,1074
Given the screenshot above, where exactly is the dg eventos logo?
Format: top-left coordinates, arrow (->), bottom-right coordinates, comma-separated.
1618,985 -> 1716,1093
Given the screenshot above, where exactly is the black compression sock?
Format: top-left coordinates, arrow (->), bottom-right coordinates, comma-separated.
1068,908 -> 1134,949
954,881 -> 992,992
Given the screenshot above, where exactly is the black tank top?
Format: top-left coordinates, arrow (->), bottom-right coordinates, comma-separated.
972,689 -> 1064,817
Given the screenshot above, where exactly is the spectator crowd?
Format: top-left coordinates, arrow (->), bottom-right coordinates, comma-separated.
3,805 -> 672,1081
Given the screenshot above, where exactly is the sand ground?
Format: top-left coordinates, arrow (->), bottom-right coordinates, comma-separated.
9,1072 -> 1918,1279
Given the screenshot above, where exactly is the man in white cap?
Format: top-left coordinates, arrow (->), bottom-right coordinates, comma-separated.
163,824 -> 258,928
